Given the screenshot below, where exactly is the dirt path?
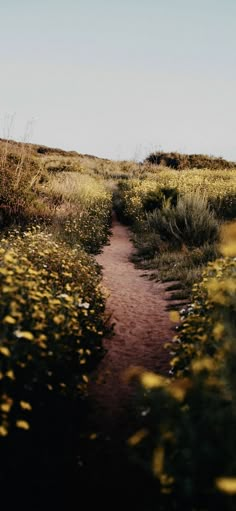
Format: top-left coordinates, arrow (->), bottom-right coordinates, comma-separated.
88,214 -> 180,431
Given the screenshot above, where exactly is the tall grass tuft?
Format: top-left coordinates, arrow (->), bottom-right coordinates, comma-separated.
145,191 -> 220,248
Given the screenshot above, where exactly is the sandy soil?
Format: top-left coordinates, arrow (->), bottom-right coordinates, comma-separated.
88,214 -> 181,431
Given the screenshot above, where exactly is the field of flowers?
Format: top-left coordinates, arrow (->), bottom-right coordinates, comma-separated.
110,162 -> 236,508
43,172 -> 112,253
1,140 -> 236,508
115,169 -> 236,223
0,228 -> 108,433
0,141 -> 113,501
0,140 -> 112,253
127,225 -> 236,510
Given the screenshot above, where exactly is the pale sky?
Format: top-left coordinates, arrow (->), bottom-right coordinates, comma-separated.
0,0 -> 236,161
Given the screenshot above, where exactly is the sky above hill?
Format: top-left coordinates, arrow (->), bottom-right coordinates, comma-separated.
0,0 -> 236,161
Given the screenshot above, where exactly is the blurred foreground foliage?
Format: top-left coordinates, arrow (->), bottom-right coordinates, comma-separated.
128,223 -> 236,510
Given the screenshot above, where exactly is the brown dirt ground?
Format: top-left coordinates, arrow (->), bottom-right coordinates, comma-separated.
74,214 -> 189,505
88,214 -> 183,432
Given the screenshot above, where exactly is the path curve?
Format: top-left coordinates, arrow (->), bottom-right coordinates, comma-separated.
89,214 -> 178,430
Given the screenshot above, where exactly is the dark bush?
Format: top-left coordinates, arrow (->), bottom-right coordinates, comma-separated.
143,188 -> 178,212
145,192 -> 219,248
145,151 -> 236,170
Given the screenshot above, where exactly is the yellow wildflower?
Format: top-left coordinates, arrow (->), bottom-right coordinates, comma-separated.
16,420 -> 30,430
216,477 -> 236,495
128,428 -> 149,446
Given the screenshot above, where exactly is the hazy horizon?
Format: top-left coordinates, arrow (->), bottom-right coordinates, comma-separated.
1,0 -> 236,161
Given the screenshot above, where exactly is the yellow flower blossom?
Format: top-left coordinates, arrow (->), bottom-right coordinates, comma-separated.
169,311 -> 180,323
6,370 -> 15,380
153,446 -> 165,478
53,314 -> 65,325
3,315 -> 16,324
216,477 -> 236,495
20,401 -> 32,411
16,420 -> 30,430
0,425 -> 8,436
128,428 -> 149,446
140,372 -> 167,390
14,331 -> 34,340
213,323 -> 225,341
0,347 -> 11,357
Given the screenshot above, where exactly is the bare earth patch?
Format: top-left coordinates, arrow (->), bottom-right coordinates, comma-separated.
88,214 -> 181,431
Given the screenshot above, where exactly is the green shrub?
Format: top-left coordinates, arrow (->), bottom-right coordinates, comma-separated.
115,180 -> 222,293
142,188 -> 178,212
145,192 -> 220,248
209,194 -> 236,220
113,181 -> 140,224
114,182 -> 178,226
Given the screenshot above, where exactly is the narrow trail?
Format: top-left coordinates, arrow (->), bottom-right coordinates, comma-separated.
88,214 -> 180,432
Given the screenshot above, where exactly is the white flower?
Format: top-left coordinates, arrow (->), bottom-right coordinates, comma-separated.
78,300 -> 90,309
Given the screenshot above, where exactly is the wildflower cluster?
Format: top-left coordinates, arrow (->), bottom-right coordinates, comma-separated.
43,173 -> 112,253
171,255 -> 236,376
115,169 -> 236,222
128,224 -> 236,510
115,180 -> 154,224
62,198 -> 112,253
0,227 -> 107,436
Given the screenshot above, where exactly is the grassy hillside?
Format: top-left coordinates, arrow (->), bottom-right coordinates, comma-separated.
0,138 -> 113,504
